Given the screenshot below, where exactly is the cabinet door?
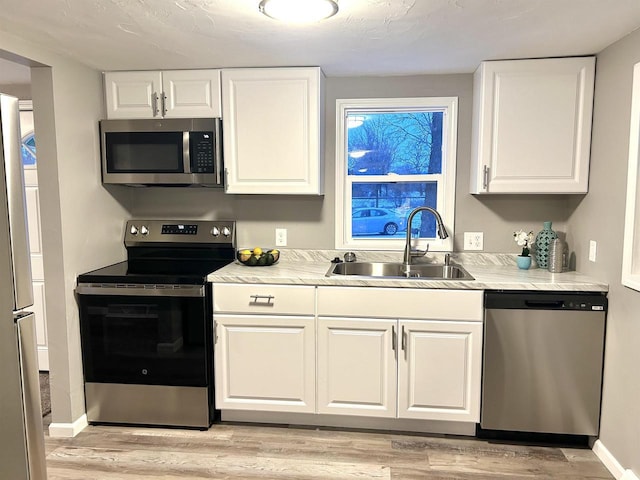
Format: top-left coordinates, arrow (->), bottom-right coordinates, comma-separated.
317,317 -> 397,418
162,70 -> 221,118
214,314 -> 315,413
222,67 -> 323,194
398,320 -> 482,422
471,57 -> 595,194
104,71 -> 162,119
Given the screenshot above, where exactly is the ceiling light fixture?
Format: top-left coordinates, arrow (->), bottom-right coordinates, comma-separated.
259,0 -> 339,23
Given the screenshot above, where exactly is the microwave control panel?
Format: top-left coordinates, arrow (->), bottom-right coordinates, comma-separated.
190,131 -> 215,173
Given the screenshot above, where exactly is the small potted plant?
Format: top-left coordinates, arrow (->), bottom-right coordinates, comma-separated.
513,229 -> 534,270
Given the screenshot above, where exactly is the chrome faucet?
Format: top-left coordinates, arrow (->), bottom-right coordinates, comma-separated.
402,207 -> 449,269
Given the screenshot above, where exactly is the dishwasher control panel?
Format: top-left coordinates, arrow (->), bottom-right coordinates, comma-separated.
485,291 -> 608,312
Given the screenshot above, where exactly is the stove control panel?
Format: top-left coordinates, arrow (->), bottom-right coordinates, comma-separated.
161,224 -> 198,235
124,220 -> 236,246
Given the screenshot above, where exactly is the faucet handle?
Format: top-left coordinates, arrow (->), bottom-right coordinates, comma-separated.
411,245 -> 429,258
444,253 -> 451,266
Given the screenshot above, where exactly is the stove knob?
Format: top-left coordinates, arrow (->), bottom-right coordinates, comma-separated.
211,226 -> 220,237
130,225 -> 138,235
222,226 -> 231,237
140,226 -> 149,235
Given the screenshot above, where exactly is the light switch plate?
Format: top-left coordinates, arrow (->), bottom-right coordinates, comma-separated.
464,232 -> 484,251
589,240 -> 597,262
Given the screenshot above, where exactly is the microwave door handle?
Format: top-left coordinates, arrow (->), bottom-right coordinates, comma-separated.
183,132 -> 191,173
215,120 -> 222,185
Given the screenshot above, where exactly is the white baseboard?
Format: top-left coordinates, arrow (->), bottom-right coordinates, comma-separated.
621,471 -> 640,480
593,440 -> 639,480
48,414 -> 88,438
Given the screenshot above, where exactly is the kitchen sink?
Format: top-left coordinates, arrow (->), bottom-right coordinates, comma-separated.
325,261 -> 475,280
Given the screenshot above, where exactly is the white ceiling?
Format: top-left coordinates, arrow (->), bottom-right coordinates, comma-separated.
1,0 -> 640,81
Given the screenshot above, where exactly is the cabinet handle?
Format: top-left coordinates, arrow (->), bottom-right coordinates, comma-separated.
152,92 -> 159,117
214,323 -> 218,344
482,165 -> 490,190
249,294 -> 274,306
392,325 -> 396,352
401,325 -> 406,351
161,93 -> 167,117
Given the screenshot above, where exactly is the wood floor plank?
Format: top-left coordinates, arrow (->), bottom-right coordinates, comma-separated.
43,418 -> 614,480
47,445 -> 390,480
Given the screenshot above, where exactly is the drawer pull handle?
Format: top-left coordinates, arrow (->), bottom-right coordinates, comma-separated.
249,294 -> 275,306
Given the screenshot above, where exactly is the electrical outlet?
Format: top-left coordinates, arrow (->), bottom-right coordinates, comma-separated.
275,228 -> 287,247
464,232 -> 484,251
589,240 -> 597,262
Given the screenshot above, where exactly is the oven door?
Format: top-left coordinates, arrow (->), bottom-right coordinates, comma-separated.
76,284 -> 212,388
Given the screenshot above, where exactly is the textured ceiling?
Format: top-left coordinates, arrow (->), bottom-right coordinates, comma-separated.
0,0 -> 639,78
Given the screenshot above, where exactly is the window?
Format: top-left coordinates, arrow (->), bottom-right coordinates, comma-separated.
19,100 -> 36,168
21,132 -> 36,167
335,97 -> 458,251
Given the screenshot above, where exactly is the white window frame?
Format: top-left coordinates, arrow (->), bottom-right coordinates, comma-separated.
622,62 -> 640,291
335,97 -> 458,251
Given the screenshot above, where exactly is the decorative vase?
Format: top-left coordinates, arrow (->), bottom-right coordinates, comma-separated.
516,255 -> 532,270
535,221 -> 557,268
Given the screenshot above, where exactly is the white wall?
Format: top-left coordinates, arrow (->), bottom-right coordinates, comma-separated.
568,28 -> 640,474
0,31 -> 132,427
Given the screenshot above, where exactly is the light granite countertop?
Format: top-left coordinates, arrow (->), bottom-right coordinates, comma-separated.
208,250 -> 608,292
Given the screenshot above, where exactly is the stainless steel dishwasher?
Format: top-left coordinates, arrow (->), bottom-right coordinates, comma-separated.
481,291 -> 607,436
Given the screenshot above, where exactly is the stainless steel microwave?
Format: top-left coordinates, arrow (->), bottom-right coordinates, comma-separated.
100,118 -> 223,187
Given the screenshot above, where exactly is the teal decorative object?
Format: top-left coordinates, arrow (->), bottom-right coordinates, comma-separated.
516,255 -> 532,270
535,221 -> 558,268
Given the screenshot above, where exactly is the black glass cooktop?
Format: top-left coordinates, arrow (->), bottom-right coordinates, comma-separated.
77,258 -> 234,285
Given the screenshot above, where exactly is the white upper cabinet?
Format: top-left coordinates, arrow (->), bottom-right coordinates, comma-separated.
470,57 -> 595,194
104,70 -> 222,119
221,67 -> 324,195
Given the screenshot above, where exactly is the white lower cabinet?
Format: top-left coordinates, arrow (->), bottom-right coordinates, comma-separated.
317,287 -> 484,423
317,317 -> 397,417
213,283 -> 484,425
213,283 -> 316,413
397,319 -> 483,422
214,314 -> 315,413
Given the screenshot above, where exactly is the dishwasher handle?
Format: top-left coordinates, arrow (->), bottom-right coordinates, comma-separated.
524,299 -> 564,309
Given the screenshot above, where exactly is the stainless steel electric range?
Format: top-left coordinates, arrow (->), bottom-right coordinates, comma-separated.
75,219 -> 235,429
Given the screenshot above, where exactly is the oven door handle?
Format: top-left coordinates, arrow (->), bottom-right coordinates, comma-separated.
75,284 -> 205,298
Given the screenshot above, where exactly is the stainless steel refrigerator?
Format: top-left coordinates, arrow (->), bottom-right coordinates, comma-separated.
0,93 -> 47,479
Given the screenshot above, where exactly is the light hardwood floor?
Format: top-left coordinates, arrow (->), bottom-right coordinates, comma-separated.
43,414 -> 614,479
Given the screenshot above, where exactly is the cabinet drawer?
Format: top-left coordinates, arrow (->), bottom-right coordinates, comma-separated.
213,283 -> 315,315
317,287 -> 483,321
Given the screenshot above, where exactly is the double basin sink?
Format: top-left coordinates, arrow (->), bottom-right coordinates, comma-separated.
326,261 -> 475,281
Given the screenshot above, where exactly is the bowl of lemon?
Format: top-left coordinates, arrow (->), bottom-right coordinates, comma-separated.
237,247 -> 280,266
